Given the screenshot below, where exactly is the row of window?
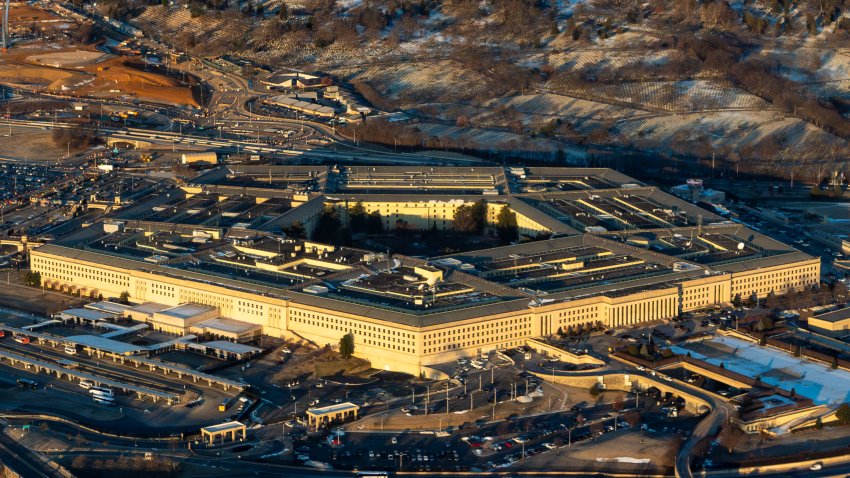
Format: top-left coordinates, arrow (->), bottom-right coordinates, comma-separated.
33,258 -> 129,288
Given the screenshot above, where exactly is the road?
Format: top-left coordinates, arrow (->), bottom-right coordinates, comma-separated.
520,357 -> 734,478
0,422 -> 68,478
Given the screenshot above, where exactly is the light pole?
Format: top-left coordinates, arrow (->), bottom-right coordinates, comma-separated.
438,416 -> 444,432
492,388 -> 496,421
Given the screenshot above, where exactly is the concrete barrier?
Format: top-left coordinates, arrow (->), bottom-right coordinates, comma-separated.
526,338 -> 605,366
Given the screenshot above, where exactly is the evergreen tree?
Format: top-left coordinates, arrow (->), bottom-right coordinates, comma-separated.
348,201 -> 368,233
496,205 -> 519,243
339,333 -> 355,359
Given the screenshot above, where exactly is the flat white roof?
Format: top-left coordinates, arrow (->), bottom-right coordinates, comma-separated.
127,302 -> 171,316
66,335 -> 146,355
195,317 -> 261,334
160,303 -> 215,319
201,340 -> 262,355
85,301 -> 131,315
60,308 -> 116,322
201,421 -> 246,433
306,402 -> 359,415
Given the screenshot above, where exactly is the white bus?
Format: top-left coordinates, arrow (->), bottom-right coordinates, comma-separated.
64,344 -> 78,355
89,387 -> 114,398
92,396 -> 115,406
79,380 -> 94,390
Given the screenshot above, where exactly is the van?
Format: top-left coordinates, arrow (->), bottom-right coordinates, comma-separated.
16,378 -> 38,389
79,380 -> 94,390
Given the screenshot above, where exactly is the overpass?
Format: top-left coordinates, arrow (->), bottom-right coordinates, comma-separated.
105,135 -> 151,149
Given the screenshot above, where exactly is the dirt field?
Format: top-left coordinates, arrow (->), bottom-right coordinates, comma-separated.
514,431 -> 679,473
8,4 -> 62,25
0,129 -> 73,161
76,58 -> 200,107
27,50 -> 108,68
270,348 -> 372,382
0,51 -> 200,107
0,4 -> 200,108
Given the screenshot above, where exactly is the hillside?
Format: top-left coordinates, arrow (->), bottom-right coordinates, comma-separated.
106,0 -> 850,177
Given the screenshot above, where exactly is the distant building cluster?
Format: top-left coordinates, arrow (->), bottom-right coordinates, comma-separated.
260,72 -> 372,119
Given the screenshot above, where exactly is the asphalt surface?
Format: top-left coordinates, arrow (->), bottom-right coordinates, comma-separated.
0,423 -> 65,478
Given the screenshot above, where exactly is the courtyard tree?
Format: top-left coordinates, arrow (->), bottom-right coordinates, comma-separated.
119,290 -> 130,304
312,205 -> 351,245
339,332 -> 355,359
365,211 -> 383,234
496,206 -> 519,243
453,204 -> 478,233
348,201 -> 368,233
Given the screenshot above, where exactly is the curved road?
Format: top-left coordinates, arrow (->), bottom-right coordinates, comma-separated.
524,361 -> 733,478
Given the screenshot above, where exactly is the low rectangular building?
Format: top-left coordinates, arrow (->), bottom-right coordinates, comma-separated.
149,304 -> 219,335
810,308 -> 850,337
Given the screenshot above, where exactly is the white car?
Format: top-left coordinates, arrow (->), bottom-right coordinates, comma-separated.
810,462 -> 822,471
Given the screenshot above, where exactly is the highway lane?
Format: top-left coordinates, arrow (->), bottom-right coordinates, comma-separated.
3,118 -> 490,165
0,423 -> 66,478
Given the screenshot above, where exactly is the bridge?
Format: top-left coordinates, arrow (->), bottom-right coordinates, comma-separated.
105,136 -> 152,149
